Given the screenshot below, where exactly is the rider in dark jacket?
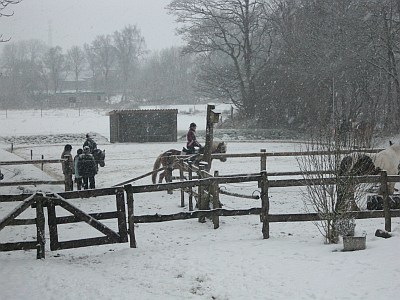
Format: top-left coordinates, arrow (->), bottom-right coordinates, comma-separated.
186,122 -> 202,154
83,133 -> 97,154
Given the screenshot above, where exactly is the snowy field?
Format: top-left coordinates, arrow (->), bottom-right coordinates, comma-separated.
0,106 -> 399,300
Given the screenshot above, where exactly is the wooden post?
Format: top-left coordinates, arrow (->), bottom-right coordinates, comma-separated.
198,164 -> 206,223
260,171 -> 270,239
35,197 -> 46,259
31,149 -> 33,160
380,171 -> 391,232
203,104 -> 220,171
188,161 -> 193,211
212,171 -> 220,229
125,185 -> 137,248
166,152 -> 173,194
41,155 -> 44,171
116,188 -> 128,243
47,200 -> 60,251
260,149 -> 266,172
179,159 -> 185,207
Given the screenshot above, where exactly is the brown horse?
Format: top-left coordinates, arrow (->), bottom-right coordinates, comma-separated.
152,141 -> 227,183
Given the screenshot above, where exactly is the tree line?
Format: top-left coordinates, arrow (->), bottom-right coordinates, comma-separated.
2,0 -> 400,134
167,0 -> 400,134
0,23 -> 199,109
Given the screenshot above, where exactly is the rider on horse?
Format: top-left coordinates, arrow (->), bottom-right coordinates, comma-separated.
186,122 -> 203,154
83,133 -> 97,154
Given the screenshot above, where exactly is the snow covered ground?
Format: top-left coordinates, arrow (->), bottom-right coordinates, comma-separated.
0,106 -> 399,300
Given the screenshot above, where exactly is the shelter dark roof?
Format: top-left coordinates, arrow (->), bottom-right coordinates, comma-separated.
108,109 -> 178,116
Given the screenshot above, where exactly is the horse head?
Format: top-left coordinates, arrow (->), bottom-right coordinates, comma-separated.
212,141 -> 227,162
93,149 -> 106,167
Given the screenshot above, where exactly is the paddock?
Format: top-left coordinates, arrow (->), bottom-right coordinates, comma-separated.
1,142 -> 400,259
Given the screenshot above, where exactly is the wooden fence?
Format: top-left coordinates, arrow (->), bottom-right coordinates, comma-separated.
0,188 -> 128,259
0,159 -> 65,187
124,170 -> 400,240
1,148 -> 399,259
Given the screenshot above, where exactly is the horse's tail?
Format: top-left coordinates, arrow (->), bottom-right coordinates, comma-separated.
152,154 -> 162,184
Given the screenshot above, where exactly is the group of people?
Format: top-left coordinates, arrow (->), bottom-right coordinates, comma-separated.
61,134 -> 98,191
61,124 -> 201,191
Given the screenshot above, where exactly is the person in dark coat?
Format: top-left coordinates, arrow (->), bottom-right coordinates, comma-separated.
83,133 -> 97,154
186,122 -> 202,154
61,144 -> 74,191
78,146 -> 97,189
73,148 -> 83,190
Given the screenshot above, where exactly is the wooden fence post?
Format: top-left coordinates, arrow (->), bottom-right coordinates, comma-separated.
260,171 -> 270,239
41,155 -> 44,171
188,162 -> 194,211
198,163 -> 206,223
260,149 -> 266,172
380,171 -> 391,232
166,152 -> 173,194
125,185 -> 137,248
179,159 -> 185,207
116,188 -> 128,243
47,199 -> 59,251
35,196 -> 46,259
212,171 -> 220,229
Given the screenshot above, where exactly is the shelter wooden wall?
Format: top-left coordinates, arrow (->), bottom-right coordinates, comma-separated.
109,109 -> 178,143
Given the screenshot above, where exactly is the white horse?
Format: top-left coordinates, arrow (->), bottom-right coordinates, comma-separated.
337,143 -> 400,212
342,143 -> 400,195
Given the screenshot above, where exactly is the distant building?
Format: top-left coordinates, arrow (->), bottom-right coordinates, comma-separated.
109,109 -> 178,143
48,91 -> 106,108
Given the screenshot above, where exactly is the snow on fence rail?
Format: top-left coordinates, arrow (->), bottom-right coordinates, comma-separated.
1,148 -> 399,259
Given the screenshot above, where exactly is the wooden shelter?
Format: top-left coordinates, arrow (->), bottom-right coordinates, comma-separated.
109,109 -> 178,143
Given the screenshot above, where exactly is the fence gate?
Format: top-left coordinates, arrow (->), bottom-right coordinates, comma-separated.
0,188 -> 129,259
46,192 -> 128,251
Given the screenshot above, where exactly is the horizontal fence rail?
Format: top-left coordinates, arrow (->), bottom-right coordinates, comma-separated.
0,159 -> 65,166
1,147 -> 399,259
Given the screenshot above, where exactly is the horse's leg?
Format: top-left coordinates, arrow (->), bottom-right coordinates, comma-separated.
159,171 -> 165,183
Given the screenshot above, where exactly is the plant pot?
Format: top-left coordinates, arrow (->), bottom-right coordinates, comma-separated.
343,236 -> 366,251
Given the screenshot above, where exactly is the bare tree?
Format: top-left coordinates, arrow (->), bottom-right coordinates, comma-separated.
0,0 -> 22,42
91,35 -> 116,101
43,46 -> 65,93
83,43 -> 100,91
297,128 -> 370,244
167,0 -> 274,118
66,46 -> 86,92
113,25 -> 146,102
136,47 -> 196,103
0,39 -> 47,107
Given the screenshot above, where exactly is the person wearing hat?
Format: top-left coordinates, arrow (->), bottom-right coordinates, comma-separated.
61,144 -> 74,191
78,146 -> 97,189
73,148 -> 83,190
186,122 -> 202,154
83,133 -> 97,154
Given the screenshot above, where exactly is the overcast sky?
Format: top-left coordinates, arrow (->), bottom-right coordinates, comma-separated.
0,0 -> 183,51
